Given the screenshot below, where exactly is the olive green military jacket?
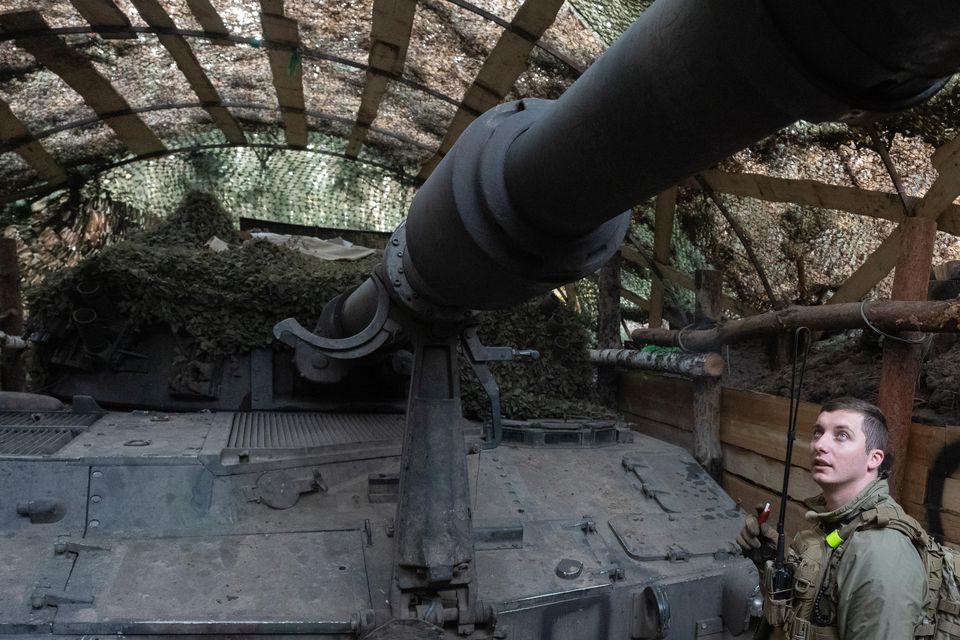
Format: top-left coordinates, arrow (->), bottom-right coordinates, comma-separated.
771,478 -> 926,640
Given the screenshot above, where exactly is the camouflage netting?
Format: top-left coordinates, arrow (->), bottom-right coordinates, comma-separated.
73,131 -> 419,233
620,122 -> 960,319
566,0 -> 652,44
565,0 -> 960,317
461,295 -> 612,422
0,0 -> 605,306
0,0 -> 600,210
27,192 -> 379,358
26,191 -> 608,419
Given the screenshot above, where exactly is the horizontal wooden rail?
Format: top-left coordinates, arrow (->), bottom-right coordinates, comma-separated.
696,169 -> 960,238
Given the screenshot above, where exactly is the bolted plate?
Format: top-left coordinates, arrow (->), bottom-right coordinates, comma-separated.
53,530 -> 370,634
622,452 -> 737,513
609,511 -> 742,561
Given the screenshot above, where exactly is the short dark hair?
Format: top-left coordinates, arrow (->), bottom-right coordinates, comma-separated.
820,397 -> 891,477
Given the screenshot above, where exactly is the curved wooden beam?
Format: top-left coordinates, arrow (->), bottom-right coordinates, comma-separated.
0,99 -> 67,187
0,25 -> 470,112
417,0 -> 568,180
128,0 -> 245,144
346,0 -> 418,159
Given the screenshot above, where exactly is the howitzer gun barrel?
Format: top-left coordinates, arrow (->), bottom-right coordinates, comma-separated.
504,1 -> 960,240
320,0 -> 960,367
387,0 -> 960,316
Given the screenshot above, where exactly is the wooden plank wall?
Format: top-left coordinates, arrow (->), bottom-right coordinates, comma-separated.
620,371 -> 960,547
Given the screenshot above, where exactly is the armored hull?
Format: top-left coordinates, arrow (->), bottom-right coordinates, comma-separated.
0,405 -> 756,639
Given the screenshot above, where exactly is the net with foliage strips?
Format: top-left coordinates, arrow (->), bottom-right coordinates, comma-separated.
27,190 -> 610,420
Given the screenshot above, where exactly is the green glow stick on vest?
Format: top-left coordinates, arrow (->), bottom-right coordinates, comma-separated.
826,530 -> 844,549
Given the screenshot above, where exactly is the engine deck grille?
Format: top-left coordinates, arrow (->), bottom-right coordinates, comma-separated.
501,419 -> 630,448
228,413 -> 404,451
0,411 -> 102,427
0,411 -> 101,455
0,427 -> 77,455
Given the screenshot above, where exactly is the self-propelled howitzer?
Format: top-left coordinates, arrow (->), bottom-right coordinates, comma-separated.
274,0 -> 960,634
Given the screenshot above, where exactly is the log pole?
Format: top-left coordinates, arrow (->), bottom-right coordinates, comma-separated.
629,299 -> 960,351
588,348 -> 723,377
878,217 -> 937,500
693,270 -> 723,482
0,238 -> 24,392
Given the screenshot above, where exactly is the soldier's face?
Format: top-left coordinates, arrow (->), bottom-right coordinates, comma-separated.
809,410 -> 884,493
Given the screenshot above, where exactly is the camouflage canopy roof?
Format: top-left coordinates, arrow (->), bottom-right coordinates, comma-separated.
1,1 -> 957,223
0,0 -> 610,219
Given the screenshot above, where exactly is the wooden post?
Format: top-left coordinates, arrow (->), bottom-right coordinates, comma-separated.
597,253 -> 622,405
648,187 -> 677,328
694,270 -> 723,325
768,332 -> 792,372
0,237 -> 25,391
693,269 -> 723,482
597,253 -> 622,349
878,217 -> 937,500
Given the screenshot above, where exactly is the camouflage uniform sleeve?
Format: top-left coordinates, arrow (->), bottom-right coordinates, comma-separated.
835,528 -> 925,639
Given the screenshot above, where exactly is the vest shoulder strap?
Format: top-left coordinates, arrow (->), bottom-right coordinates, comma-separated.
856,504 -> 930,549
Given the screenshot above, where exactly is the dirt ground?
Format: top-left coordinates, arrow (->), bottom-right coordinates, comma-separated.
723,331 -> 960,427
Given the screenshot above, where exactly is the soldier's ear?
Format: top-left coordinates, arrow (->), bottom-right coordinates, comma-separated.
866,448 -> 884,473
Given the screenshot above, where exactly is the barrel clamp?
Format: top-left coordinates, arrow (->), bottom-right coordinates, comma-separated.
273,273 -> 402,361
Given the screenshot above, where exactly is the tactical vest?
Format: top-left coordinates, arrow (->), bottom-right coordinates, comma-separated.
762,503 -> 960,640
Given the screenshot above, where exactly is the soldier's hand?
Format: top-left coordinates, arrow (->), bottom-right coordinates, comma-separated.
736,504 -> 778,565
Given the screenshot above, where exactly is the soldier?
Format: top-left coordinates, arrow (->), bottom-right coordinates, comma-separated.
737,397 -> 927,639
